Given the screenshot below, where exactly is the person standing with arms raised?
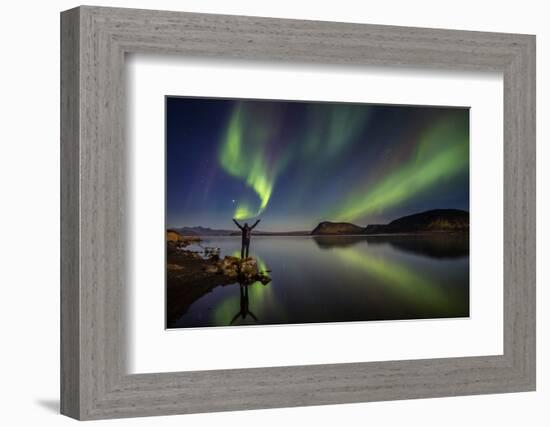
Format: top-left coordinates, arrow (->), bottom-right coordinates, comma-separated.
233,218 -> 261,258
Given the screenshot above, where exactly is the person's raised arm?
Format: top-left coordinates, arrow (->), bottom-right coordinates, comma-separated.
233,218 -> 243,230
251,219 -> 261,229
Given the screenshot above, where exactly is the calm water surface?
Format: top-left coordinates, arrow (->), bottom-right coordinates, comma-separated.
170,235 -> 469,328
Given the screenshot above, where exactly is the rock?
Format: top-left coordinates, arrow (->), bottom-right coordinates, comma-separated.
203,264 -> 220,274
220,256 -> 240,278
240,257 -> 258,279
221,264 -> 238,273
221,256 -> 240,268
166,230 -> 184,242
225,270 -> 239,280
257,273 -> 271,285
204,246 -> 221,262
178,254 -> 272,285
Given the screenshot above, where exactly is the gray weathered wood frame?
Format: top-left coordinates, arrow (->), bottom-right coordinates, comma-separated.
60,5 -> 536,420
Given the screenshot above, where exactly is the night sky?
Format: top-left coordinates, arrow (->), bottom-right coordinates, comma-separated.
166,97 -> 469,232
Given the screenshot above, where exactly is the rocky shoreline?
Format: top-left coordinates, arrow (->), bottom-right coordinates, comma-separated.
167,234 -> 271,285
166,233 -> 271,326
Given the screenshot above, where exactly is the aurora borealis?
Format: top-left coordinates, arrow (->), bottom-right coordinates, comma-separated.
218,105 -> 286,219
166,97 -> 469,231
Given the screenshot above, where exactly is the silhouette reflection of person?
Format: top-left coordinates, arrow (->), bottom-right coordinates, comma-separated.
233,218 -> 260,258
230,283 -> 258,324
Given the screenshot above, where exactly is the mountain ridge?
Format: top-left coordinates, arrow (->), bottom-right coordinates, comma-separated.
171,209 -> 469,237
312,209 -> 469,235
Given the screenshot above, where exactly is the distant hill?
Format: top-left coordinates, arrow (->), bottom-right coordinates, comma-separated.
311,221 -> 365,235
248,230 -> 310,236
172,226 -> 309,236
173,226 -> 234,236
175,209 -> 469,237
364,209 -> 469,234
311,209 -> 469,235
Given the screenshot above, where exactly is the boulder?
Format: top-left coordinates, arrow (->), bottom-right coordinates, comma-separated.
203,264 -> 220,274
240,257 -> 259,280
221,255 -> 240,268
189,254 -> 272,285
257,272 -> 271,285
208,253 -> 220,262
166,230 -> 184,242
220,256 -> 240,277
225,271 -> 239,280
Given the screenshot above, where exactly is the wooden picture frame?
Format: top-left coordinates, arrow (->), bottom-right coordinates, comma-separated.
60,5 -> 536,420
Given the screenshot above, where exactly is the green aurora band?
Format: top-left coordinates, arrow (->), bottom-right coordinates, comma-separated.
218,102 -> 373,220
218,103 -> 467,223
218,105 -> 285,220
333,115 -> 469,222
333,247 -> 458,311
286,104 -> 372,204
301,104 -> 372,158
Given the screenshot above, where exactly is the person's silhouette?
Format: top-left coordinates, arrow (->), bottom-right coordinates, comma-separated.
230,283 -> 258,324
233,218 -> 260,258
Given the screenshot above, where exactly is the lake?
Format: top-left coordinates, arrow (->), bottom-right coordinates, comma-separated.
169,234 -> 469,329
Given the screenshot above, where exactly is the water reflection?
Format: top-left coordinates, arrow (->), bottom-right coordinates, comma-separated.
332,246 -> 460,313
313,234 -> 469,259
169,235 -> 469,328
230,283 -> 257,324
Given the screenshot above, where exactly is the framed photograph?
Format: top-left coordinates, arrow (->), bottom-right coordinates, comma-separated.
61,6 -> 536,420
165,97 -> 470,329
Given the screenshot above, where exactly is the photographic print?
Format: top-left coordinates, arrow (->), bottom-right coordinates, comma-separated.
166,97 -> 469,329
